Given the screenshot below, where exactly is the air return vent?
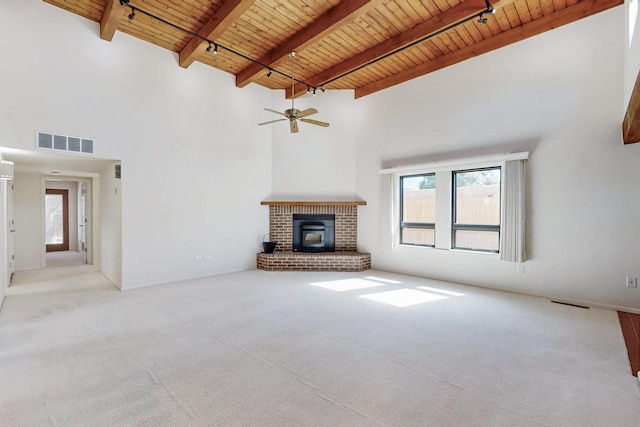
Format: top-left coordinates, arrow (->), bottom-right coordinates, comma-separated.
36,131 -> 95,155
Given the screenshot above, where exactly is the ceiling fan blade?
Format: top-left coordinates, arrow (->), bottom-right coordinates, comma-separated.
258,118 -> 287,126
297,108 -> 318,118
289,119 -> 299,133
300,118 -> 330,127
264,108 -> 287,117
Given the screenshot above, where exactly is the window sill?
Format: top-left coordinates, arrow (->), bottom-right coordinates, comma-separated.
397,244 -> 499,256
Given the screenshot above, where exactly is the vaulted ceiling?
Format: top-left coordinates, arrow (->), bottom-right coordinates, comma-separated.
45,0 -> 622,99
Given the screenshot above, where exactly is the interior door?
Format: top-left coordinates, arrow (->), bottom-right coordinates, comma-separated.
79,183 -> 87,263
7,181 -> 15,281
45,189 -> 69,252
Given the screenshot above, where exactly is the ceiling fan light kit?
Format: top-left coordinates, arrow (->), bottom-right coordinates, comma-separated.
258,52 -> 330,134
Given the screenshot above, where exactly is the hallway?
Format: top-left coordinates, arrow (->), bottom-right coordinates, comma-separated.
6,251 -> 116,300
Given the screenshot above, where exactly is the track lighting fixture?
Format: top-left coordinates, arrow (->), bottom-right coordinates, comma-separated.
114,0 -> 502,97
477,0 -> 495,24
120,1 -> 502,95
206,42 -> 219,55
118,2 -> 323,94
485,0 -> 496,14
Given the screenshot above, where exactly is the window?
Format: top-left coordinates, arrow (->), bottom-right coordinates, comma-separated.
400,174 -> 436,246
452,167 -> 501,252
388,152 -> 526,257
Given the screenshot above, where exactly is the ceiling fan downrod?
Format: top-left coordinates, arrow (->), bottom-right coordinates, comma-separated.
257,51 -> 329,133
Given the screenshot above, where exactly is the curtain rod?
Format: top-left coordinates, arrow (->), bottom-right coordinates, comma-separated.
379,152 -> 529,175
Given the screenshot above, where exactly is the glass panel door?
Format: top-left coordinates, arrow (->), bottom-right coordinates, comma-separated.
45,189 -> 69,251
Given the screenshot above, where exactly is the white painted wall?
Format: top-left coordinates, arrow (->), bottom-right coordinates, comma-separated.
269,90 -> 360,198
0,1 -> 272,289
100,162 -> 121,288
12,173 -> 43,270
624,0 -> 640,106
355,7 -> 640,311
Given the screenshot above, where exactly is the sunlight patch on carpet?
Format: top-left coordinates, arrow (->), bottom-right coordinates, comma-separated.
310,278 -> 386,292
417,286 -> 465,297
360,288 -> 448,307
364,276 -> 402,284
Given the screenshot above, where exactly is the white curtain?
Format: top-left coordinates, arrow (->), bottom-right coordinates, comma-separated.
379,174 -> 397,248
500,160 -> 526,262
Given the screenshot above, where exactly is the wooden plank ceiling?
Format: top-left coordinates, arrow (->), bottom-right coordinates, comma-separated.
44,0 -> 622,99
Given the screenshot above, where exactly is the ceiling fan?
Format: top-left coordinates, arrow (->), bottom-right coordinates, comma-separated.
258,52 -> 329,133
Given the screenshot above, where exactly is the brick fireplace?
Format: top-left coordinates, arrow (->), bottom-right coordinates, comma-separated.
257,200 -> 371,271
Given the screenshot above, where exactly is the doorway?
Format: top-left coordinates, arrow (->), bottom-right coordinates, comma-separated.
45,189 -> 69,252
44,178 -> 91,266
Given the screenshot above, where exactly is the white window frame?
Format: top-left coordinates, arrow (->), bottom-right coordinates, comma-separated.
451,166 -> 502,253
381,152 -> 528,254
399,173 -> 436,247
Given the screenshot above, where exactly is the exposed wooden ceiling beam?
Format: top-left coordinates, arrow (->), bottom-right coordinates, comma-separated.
100,0 -> 125,41
179,0 -> 253,69
235,0 -> 382,89
355,0 -> 623,98
623,69 -> 640,144
286,0 -> 500,98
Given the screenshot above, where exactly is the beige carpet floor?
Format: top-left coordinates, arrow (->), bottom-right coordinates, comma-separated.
1,256 -> 639,426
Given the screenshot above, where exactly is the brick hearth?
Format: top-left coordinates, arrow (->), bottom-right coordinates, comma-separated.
257,251 -> 371,271
258,200 -> 371,272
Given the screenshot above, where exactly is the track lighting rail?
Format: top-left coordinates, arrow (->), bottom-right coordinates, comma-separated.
320,1 -> 497,87
118,0 -> 323,94
118,0 -> 496,95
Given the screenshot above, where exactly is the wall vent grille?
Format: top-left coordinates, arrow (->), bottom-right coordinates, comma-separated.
36,131 -> 95,155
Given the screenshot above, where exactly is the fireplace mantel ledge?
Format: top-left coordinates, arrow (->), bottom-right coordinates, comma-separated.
261,198 -> 366,207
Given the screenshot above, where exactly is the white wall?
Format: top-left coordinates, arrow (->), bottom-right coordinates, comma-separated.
0,1 -> 272,289
12,173 -> 43,270
355,7 -> 640,311
624,0 -> 640,106
269,90 -> 360,198
100,163 -> 121,288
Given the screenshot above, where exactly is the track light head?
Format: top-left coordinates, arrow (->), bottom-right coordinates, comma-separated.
213,44 -> 218,55
128,8 -> 136,20
306,86 -> 310,93
206,42 -> 212,53
484,0 -> 496,14
267,69 -> 272,77
477,13 -> 487,24
320,87 -> 325,93
312,87 -> 317,96
119,0 -> 130,5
